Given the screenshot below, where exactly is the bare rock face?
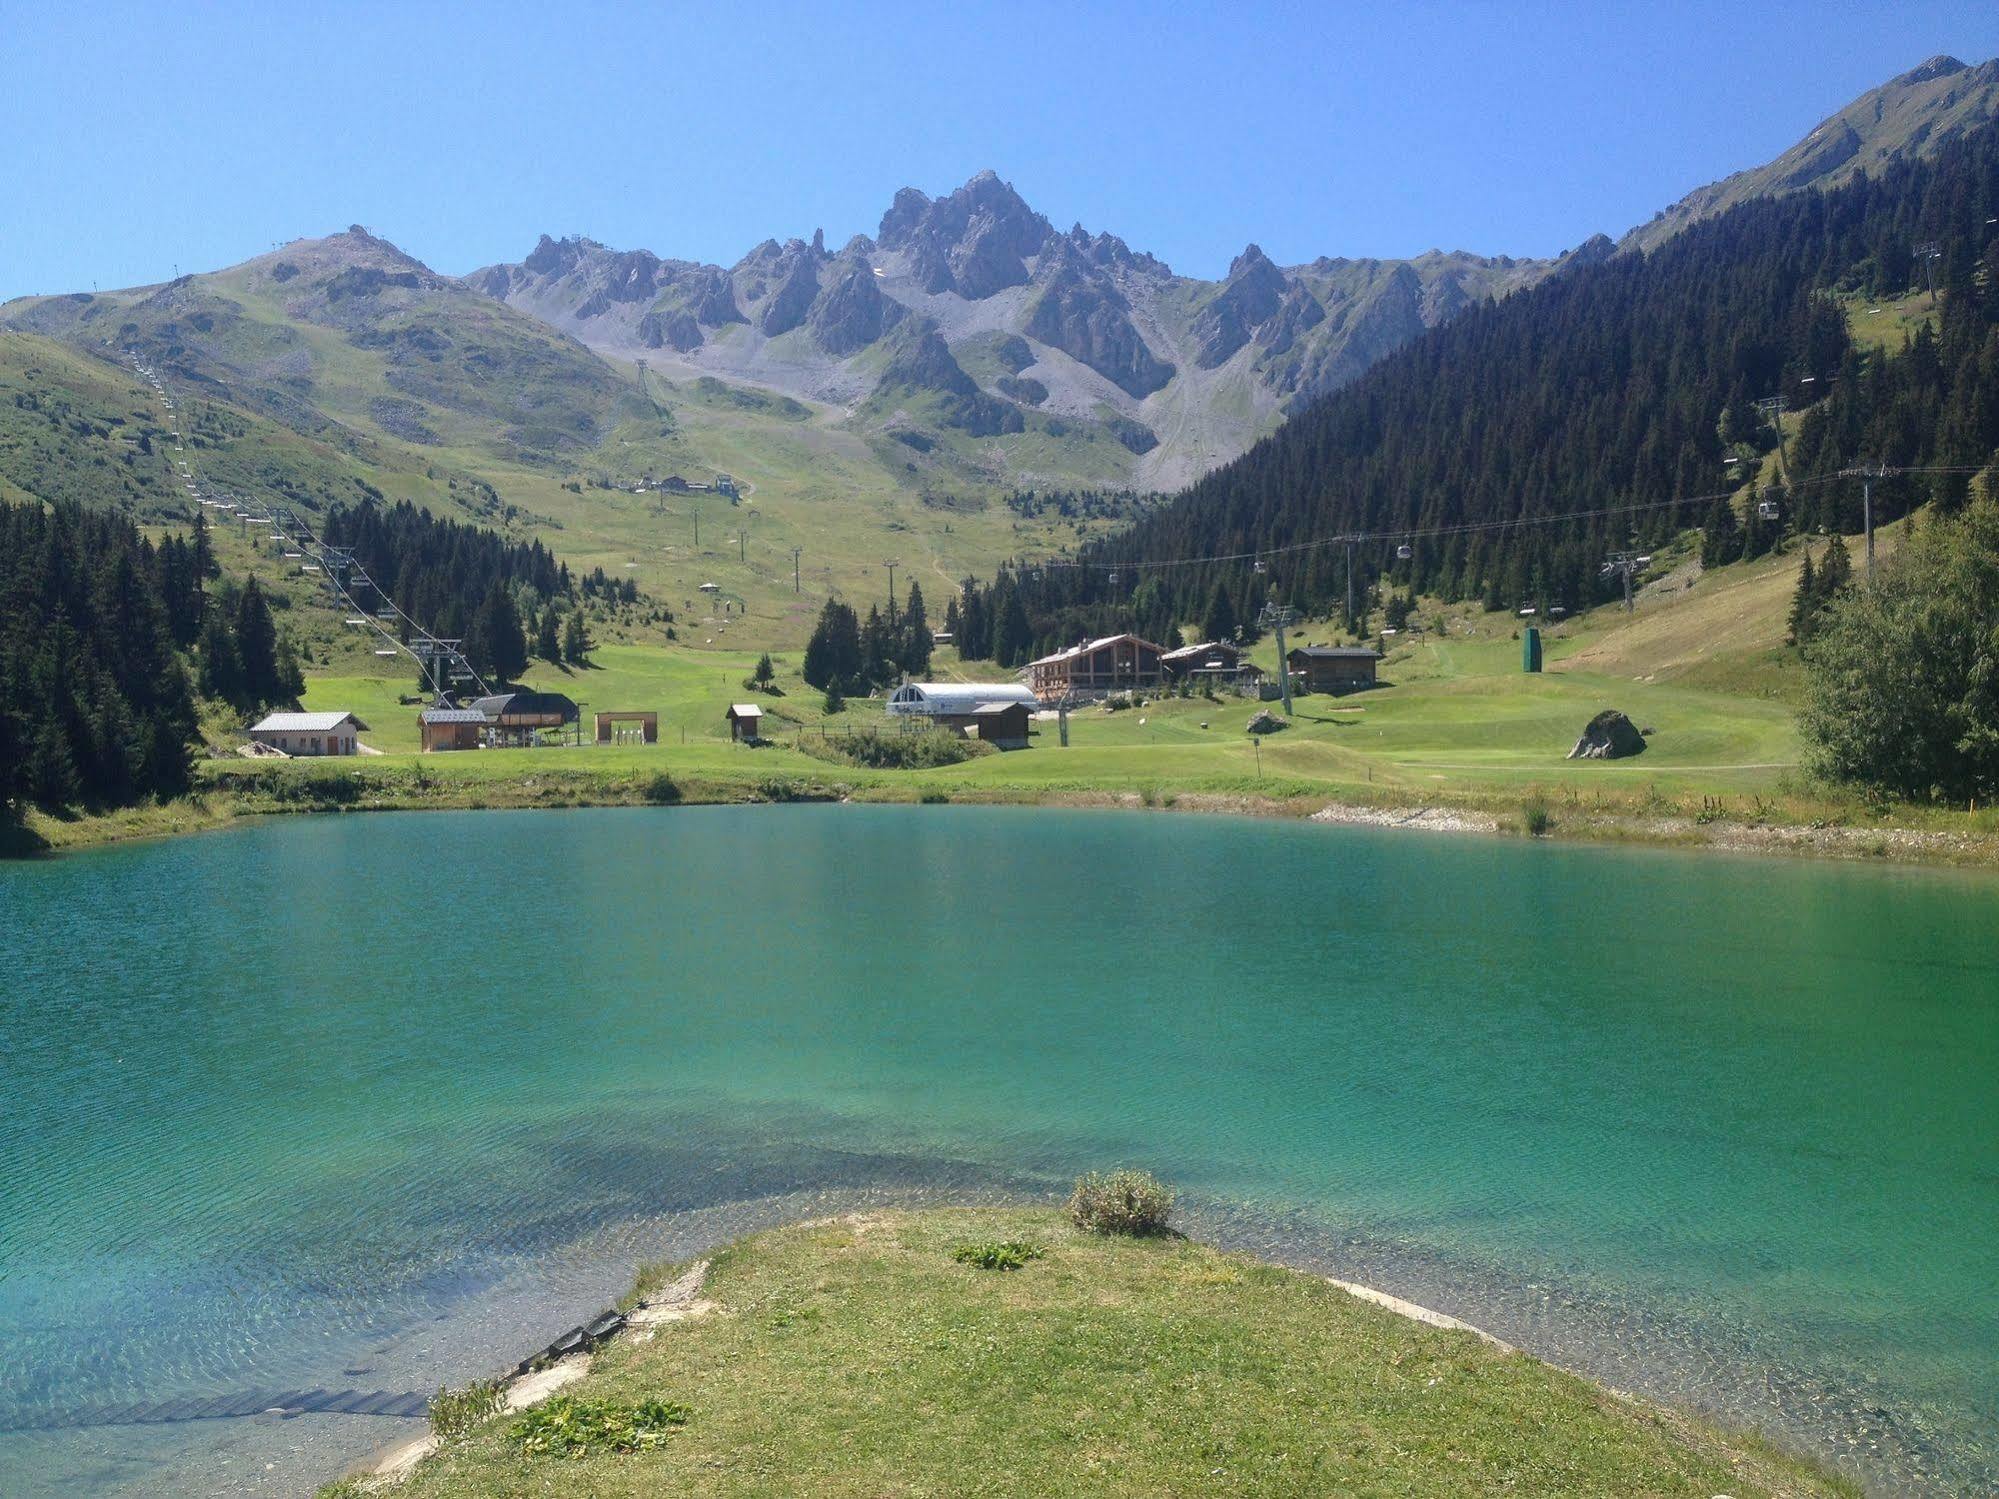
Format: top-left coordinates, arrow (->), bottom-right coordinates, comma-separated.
756,246 -> 823,337
1193,244 -> 1291,367
638,307 -> 703,352
808,257 -> 903,356
1025,242 -> 1174,398
878,170 -> 1051,301
1567,710 -> 1647,760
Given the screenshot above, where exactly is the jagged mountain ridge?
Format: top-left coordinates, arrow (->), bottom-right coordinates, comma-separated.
467,172 -> 1555,489
470,60 -> 1999,489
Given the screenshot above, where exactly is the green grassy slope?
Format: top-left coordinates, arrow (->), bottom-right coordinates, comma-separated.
336,1209 -> 1851,1499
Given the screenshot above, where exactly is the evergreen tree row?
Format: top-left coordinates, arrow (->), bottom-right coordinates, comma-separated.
802,583 -> 933,692
321,499 -> 577,682
0,504 -> 301,813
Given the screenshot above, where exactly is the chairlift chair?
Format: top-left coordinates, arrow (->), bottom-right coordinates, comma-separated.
1396,543 -> 1413,560
1757,495 -> 1781,521
1253,557 -> 1268,575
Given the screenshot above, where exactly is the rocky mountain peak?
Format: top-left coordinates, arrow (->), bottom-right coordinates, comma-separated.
1894,55 -> 1967,88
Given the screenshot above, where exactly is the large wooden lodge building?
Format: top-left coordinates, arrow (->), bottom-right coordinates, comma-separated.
1028,634 -> 1166,699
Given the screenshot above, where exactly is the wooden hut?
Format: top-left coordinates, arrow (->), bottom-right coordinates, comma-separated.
420,707 -> 487,752
1286,645 -> 1381,694
726,703 -> 764,742
969,700 -> 1032,748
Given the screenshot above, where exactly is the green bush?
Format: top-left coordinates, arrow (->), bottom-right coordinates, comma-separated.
952,1239 -> 1045,1271
641,773 -> 681,805
429,1379 -> 505,1439
800,729 -> 992,771
1522,797 -> 1554,836
1069,1169 -> 1175,1237
511,1395 -> 690,1457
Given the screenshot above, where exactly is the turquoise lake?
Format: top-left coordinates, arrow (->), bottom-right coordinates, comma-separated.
1,805 -> 1995,1495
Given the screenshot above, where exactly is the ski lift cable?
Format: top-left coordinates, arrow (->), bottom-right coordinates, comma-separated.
1021,464 -> 1986,574
144,359 -> 493,699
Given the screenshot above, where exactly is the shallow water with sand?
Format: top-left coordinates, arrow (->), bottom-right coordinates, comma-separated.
2,806 -> 1995,1495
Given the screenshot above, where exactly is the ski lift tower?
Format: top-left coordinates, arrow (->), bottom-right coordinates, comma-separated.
1258,601 -> 1299,717
1601,551 -> 1651,613
1915,241 -> 1942,303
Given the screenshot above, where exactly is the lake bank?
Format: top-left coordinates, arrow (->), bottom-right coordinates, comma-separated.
12,749 -> 1999,868
331,1207 -> 1857,1498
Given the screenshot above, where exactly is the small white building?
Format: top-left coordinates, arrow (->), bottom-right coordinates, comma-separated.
248,711 -> 368,757
885,681 -> 1038,718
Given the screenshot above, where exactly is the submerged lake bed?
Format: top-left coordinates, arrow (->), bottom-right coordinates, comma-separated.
2,805 -> 1995,1495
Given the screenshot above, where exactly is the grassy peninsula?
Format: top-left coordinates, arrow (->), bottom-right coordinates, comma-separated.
330,1207 -> 1853,1498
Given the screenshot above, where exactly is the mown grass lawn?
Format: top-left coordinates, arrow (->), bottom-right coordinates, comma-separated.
343,1209 -> 1852,1498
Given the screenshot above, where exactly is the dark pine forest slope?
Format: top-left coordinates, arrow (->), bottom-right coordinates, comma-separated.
991,119 -> 1999,652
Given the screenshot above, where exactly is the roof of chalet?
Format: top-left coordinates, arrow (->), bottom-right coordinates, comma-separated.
728,702 -> 763,717
972,700 -> 1029,715
1289,645 -> 1383,660
469,691 -> 578,720
250,711 -> 369,733
1161,640 -> 1241,662
1029,633 -> 1165,668
421,708 -> 489,725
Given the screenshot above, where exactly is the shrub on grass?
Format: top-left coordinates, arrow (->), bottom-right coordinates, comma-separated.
429,1379 -> 505,1439
1522,796 -> 1554,836
952,1239 -> 1045,1271
511,1395 -> 690,1457
641,773 -> 681,805
1069,1169 -> 1175,1237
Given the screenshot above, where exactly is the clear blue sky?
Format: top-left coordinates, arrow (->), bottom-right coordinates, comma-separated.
5,1 -> 1996,300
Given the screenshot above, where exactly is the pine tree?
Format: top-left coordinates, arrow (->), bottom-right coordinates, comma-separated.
803,600 -> 858,688
233,577 -> 283,708
900,582 -> 932,676
1201,580 -> 1238,644
562,610 -> 594,666
470,583 -> 528,683
1787,550 -> 1817,645
535,605 -> 562,662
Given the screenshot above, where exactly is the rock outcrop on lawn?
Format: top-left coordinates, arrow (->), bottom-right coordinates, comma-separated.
1568,709 -> 1647,759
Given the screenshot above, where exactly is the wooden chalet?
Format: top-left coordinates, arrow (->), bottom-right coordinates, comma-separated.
1028,633 -> 1166,700
726,703 -> 764,742
1286,645 -> 1381,694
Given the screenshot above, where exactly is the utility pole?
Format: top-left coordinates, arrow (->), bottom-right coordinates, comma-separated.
792,547 -> 802,593
1259,602 -> 1298,717
1755,394 -> 1788,481
1842,464 -> 1890,584
884,558 -> 900,626
1343,538 -> 1357,627
692,504 -> 699,549
737,529 -> 746,563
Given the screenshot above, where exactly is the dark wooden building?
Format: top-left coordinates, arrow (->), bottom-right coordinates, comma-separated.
1287,645 -> 1381,694
726,703 -> 764,742
969,700 -> 1032,748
